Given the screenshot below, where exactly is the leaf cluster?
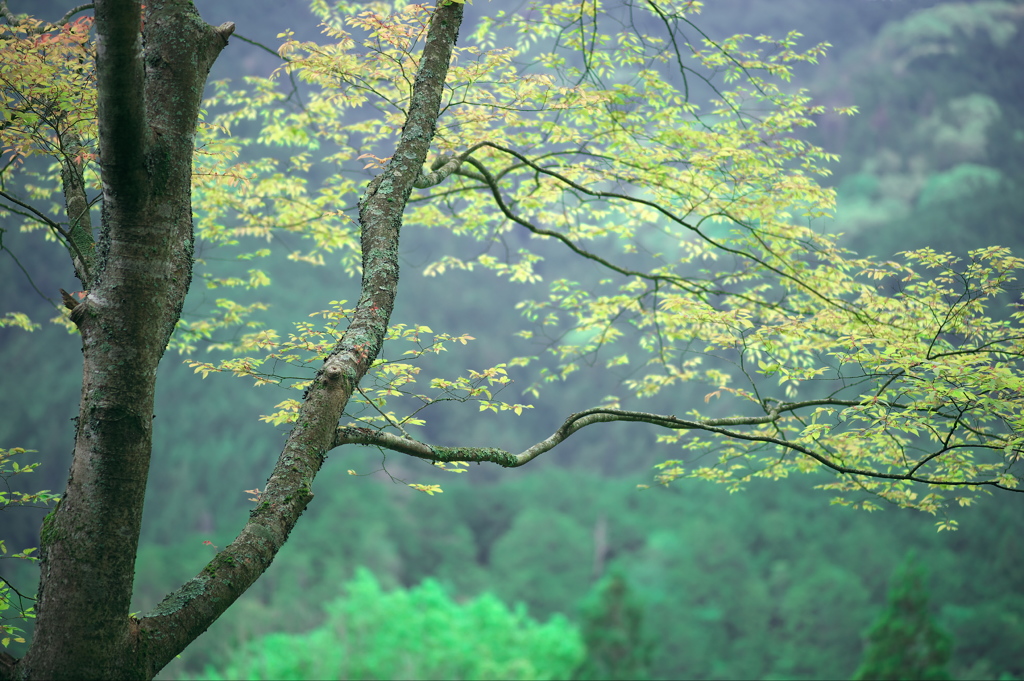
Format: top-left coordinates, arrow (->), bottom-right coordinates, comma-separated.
186,300 -> 530,434
0,14 -> 95,175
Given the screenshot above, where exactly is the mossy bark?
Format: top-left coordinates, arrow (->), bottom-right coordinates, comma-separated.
9,1 -> 462,679
16,1 -> 231,678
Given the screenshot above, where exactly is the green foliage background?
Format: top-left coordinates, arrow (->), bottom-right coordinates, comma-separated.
191,568 -> 585,680
853,556 -> 952,681
1,1 -> 1022,679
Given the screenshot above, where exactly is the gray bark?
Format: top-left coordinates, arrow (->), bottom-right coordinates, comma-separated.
8,1 -> 462,678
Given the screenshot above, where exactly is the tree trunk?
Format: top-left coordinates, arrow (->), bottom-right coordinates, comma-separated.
17,0 -> 230,677
11,1 -> 462,678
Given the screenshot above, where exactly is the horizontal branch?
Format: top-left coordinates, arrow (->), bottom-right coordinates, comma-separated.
0,0 -> 86,30
331,405 -> 1022,492
0,190 -> 60,229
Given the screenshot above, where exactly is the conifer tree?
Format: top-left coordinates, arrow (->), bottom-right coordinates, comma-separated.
853,557 -> 952,681
575,571 -> 651,681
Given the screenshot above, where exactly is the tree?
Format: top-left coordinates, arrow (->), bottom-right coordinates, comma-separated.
199,568 -> 584,680
575,570 -> 651,681
852,556 -> 952,681
0,0 -> 1021,678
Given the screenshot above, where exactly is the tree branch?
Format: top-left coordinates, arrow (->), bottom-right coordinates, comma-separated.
433,144 -> 861,324
332,405 -> 1023,492
0,228 -> 57,307
463,142 -> 844,309
132,3 -> 464,676
0,189 -> 92,274
58,130 -> 95,285
1,2 -> 96,30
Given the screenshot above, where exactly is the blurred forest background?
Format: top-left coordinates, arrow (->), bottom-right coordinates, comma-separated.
1,0 -> 1022,679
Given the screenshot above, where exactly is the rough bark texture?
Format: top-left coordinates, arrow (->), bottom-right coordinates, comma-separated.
59,130 -> 96,285
6,2 -> 462,679
14,1 -> 233,678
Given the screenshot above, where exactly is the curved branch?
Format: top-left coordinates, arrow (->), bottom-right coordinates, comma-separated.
413,153 -> 464,188
0,230 -> 57,307
0,189 -> 92,274
446,142 -> 869,324
0,1 -> 91,30
473,142 -> 832,298
332,406 -> 1023,493
0,190 -> 61,230
57,4 -> 94,26
0,1 -> 15,26
233,32 -> 292,62
452,153 -> 723,305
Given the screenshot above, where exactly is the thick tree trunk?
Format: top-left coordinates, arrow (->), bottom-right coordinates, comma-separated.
16,1 -> 232,678
9,1 -> 462,679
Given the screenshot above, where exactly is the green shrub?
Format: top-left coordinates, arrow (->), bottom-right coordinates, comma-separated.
196,568 -> 584,680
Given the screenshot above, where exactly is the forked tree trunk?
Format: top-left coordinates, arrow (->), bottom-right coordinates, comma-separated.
8,1 -> 463,679
15,0 -> 233,677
